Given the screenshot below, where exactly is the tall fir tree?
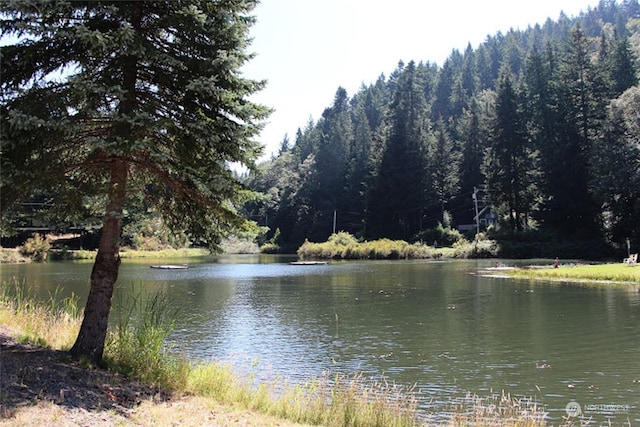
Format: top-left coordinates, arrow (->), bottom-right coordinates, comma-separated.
309,87 -> 353,239
591,85 -> 640,245
455,98 -> 489,224
542,24 -> 602,236
1,0 -> 268,363
486,69 -> 535,232
430,119 -> 460,223
368,61 -> 430,240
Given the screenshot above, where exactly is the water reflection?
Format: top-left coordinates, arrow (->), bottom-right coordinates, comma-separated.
1,257 -> 638,422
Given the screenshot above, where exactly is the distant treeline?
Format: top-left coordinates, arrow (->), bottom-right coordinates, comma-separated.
245,0 -> 640,258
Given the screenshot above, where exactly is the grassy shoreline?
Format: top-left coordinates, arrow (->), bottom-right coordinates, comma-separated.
502,262 -> 640,285
0,246 -> 212,263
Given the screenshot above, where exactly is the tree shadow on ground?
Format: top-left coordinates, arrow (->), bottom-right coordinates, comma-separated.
0,331 -> 169,419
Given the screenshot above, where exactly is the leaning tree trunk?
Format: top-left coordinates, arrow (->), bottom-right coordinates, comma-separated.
70,161 -> 128,364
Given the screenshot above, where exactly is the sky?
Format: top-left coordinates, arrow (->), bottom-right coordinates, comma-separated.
242,0 -> 601,160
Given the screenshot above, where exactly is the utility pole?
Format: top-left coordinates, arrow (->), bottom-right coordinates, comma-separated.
332,210 -> 337,235
473,187 -> 480,238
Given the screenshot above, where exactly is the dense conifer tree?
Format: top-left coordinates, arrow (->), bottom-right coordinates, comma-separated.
592,86 -> 640,243
541,25 -> 602,235
1,0 -> 268,363
430,120 -> 460,222
486,69 -> 535,232
606,32 -> 638,96
368,61 -> 430,240
455,99 -> 488,223
343,99 -> 374,235
307,88 -> 353,238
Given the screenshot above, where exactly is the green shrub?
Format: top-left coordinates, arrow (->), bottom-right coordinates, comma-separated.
328,231 -> 359,246
416,223 -> 464,247
452,237 -> 500,258
260,242 -> 281,254
19,233 -> 51,262
297,234 -> 444,260
259,227 -> 283,254
123,216 -> 190,250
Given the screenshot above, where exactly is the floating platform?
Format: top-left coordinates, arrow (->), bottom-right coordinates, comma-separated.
150,264 -> 188,269
289,261 -> 328,265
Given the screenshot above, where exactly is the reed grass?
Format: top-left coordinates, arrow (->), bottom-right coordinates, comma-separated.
508,263 -> 640,283
0,280 -> 81,349
440,391 -> 547,426
186,365 -> 419,427
452,238 -> 500,258
104,286 -> 190,390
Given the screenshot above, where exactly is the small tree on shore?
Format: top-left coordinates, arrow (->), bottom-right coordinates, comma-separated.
1,0 -> 269,364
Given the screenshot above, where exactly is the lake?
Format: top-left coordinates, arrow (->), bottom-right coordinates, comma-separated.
1,255 -> 639,423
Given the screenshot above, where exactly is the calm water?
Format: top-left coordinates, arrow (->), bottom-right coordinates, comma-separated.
2,255 -> 639,423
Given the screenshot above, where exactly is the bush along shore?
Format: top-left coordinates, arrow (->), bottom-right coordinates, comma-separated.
0,280 -> 560,427
295,230 -> 633,261
296,232 -> 501,260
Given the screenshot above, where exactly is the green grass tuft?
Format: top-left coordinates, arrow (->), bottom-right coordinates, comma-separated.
508,262 -> 640,284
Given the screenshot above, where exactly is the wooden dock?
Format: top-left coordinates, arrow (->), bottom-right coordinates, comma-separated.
289,261 -> 328,265
150,264 -> 188,269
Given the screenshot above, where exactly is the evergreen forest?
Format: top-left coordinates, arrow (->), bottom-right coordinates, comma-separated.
244,0 -> 640,258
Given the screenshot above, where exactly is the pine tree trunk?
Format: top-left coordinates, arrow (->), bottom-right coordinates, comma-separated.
70,161 -> 128,364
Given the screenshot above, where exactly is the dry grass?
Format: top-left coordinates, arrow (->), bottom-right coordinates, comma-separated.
0,280 -> 81,349
437,391 -> 548,426
1,398 -> 314,427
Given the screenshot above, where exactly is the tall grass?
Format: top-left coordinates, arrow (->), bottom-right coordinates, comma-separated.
440,391 -> 547,426
186,366 -> 420,427
104,286 -> 190,390
508,263 -> 640,283
0,280 -> 81,349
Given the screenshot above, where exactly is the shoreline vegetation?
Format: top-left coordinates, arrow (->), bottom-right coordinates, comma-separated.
0,245 -> 213,264
2,280 -> 562,427
2,230 -> 633,266
0,231 -> 253,264
503,263 -> 640,285
296,232 -> 493,260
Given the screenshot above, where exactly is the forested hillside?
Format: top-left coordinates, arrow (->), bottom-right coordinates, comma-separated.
245,0 -> 640,257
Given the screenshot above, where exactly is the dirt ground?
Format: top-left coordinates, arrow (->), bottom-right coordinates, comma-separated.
0,327 -> 313,426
